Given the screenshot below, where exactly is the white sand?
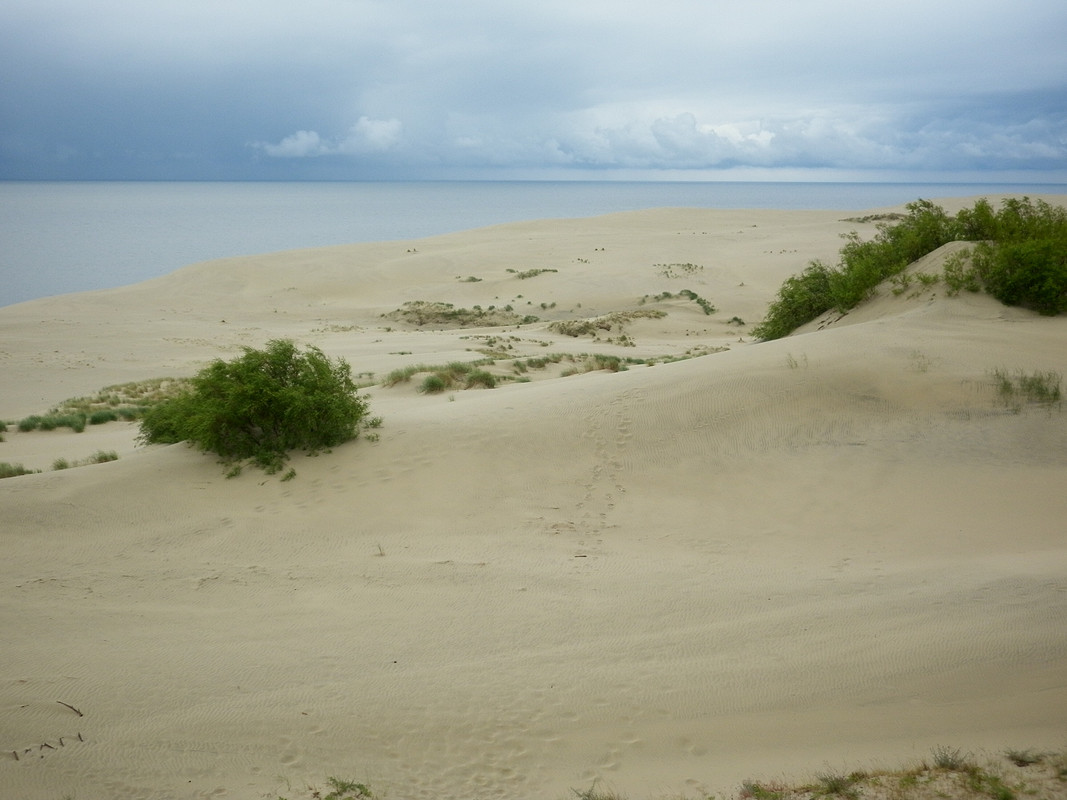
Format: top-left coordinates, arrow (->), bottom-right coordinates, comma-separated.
2,199 -> 1066,799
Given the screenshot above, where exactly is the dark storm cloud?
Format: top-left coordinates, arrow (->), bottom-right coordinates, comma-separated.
2,0 -> 1065,180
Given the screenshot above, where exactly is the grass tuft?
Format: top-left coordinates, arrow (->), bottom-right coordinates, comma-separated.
932,745 -> 972,771
0,462 -> 41,479
990,368 -> 1062,412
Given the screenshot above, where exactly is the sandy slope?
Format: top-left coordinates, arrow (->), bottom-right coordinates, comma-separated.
2,200 -> 1066,800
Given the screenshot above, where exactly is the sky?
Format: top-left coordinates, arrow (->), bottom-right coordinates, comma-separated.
2,0 -> 1066,182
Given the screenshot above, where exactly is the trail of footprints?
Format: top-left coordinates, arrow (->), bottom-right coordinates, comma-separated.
566,390 -> 640,559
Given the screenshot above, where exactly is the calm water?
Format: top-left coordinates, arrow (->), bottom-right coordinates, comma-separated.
2,180 -> 1065,307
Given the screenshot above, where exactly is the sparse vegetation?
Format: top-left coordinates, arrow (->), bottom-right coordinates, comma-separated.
276,775 -> 374,800
554,747 -> 1066,800
138,339 -> 371,476
754,197 -> 1067,340
508,267 -> 559,279
50,450 -> 119,472
990,368 -> 1062,412
1004,748 -> 1043,767
549,309 -> 665,338
679,288 -> 716,315
932,745 -> 972,771
385,300 -> 538,328
655,262 -> 704,278
813,770 -> 866,798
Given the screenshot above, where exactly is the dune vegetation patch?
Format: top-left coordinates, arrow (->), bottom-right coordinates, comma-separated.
507,267 -> 559,279
381,350 -> 663,395
277,748 -> 1067,800
755,197 -> 1067,340
384,300 -> 539,328
990,368 -> 1062,412
640,289 -> 718,315
655,261 -> 705,278
548,309 -> 666,340
0,462 -> 40,479
9,378 -> 194,434
52,450 -> 119,471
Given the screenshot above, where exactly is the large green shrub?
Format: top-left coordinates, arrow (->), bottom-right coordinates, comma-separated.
754,197 -> 1067,339
750,261 -> 835,341
139,340 -> 371,474
967,198 -> 1067,315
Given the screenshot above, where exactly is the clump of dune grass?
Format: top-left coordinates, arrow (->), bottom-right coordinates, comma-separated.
51,450 -> 119,472
811,769 -> 866,798
740,779 -> 787,800
383,359 -> 501,394
931,745 -> 973,771
1,462 -> 41,479
990,368 -> 1062,412
17,413 -> 86,433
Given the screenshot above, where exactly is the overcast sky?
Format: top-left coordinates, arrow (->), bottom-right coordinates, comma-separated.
2,0 -> 1066,181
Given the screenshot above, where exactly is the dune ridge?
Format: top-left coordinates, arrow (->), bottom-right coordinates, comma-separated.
2,199 -> 1066,800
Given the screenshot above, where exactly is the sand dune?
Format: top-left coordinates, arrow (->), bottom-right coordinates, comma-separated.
2,199 -> 1066,799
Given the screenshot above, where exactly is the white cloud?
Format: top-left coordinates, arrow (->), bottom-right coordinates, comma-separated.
256,117 -> 403,158
341,117 -> 403,153
259,130 -> 327,158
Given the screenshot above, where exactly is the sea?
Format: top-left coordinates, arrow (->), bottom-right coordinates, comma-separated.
2,180 -> 1065,308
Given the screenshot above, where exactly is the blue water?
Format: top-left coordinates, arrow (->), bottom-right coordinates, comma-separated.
2,180 -> 1065,307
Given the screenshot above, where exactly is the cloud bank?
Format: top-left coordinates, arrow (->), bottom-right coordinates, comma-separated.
2,0 -> 1065,180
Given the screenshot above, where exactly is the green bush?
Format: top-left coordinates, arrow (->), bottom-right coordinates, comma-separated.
139,340 -> 371,474
751,261 -> 835,340
755,197 -> 1067,339
973,237 -> 1067,314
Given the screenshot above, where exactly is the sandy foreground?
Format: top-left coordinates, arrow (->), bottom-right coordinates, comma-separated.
2,199 -> 1066,800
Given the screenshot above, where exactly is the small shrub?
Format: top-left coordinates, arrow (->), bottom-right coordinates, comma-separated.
89,409 -> 119,425
52,458 -> 70,470
92,450 -> 119,463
